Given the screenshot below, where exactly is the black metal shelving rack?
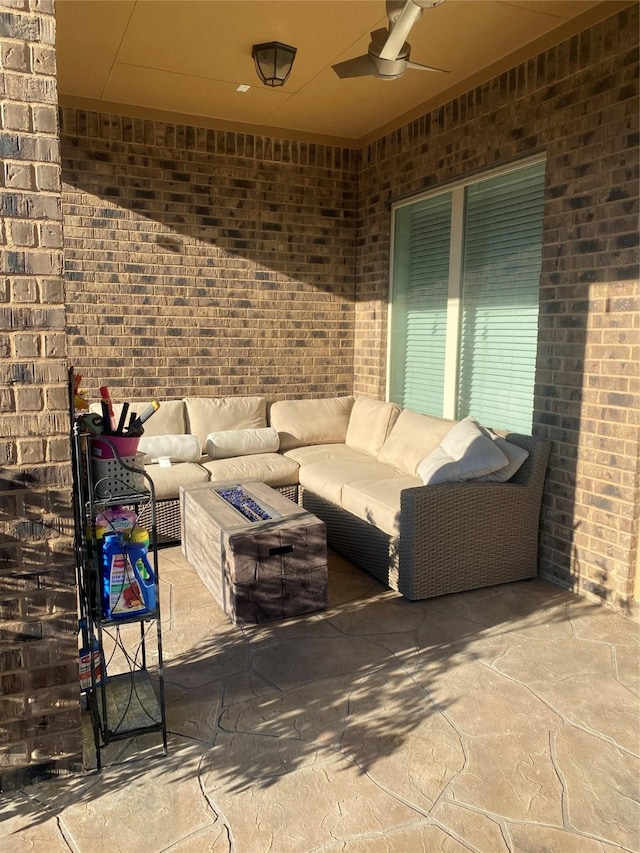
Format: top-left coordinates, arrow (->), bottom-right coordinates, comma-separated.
71,420 -> 168,771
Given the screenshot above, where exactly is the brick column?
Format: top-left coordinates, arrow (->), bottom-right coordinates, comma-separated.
0,0 -> 81,790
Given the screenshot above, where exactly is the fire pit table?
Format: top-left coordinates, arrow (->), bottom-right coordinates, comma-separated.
180,480 -> 327,625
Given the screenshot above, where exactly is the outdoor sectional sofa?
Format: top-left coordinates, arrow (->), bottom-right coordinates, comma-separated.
109,394 -> 551,601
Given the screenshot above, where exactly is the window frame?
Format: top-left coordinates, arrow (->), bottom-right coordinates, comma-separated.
387,154 -> 546,423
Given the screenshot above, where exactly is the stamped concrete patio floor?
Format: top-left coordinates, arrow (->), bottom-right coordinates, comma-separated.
2,547 -> 639,852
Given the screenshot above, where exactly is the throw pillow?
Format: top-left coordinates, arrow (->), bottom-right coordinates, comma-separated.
417,416 -> 509,484
138,434 -> 201,464
205,427 -> 280,459
473,434 -> 529,482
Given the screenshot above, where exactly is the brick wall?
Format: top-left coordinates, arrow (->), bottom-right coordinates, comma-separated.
1,0 -> 637,794
355,6 -> 639,611
59,115 -> 358,402
0,0 -> 81,790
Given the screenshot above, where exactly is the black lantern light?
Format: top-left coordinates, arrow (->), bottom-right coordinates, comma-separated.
252,41 -> 297,87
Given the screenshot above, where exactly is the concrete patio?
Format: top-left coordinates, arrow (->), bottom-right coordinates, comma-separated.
2,547 -> 639,852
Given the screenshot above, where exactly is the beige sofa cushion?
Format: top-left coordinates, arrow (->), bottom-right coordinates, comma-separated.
377,409 -> 455,474
416,416 -> 509,484
270,396 -> 354,452
145,461 -> 210,501
185,396 -> 267,452
205,427 -> 279,459
202,452 -> 300,488
90,399 -> 186,436
138,434 -> 201,464
481,435 -> 529,482
341,476 -> 422,538
298,457 -> 405,506
345,397 -> 401,456
284,444 -> 367,466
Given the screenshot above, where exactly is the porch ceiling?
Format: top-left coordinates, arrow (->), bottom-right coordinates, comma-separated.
55,0 -> 629,146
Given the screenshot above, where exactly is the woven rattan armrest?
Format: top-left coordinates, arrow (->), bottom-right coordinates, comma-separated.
397,481 -> 542,599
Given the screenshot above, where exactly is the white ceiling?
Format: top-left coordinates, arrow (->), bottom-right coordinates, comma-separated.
54,0 -> 629,146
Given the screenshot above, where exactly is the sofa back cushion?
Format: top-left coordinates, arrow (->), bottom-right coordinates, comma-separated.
345,396 -> 401,457
184,396 -> 267,453
269,396 -> 354,452
141,400 -> 187,437
377,409 -> 455,474
89,399 -> 186,437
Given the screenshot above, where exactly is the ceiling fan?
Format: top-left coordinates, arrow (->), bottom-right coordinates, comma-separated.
332,0 -> 450,81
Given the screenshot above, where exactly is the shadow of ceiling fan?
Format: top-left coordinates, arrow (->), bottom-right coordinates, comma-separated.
333,0 -> 451,81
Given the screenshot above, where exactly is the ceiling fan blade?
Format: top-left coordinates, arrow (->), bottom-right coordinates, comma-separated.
406,60 -> 451,73
380,0 -> 422,60
332,54 -> 376,79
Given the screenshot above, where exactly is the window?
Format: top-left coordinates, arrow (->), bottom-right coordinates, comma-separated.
388,158 -> 545,433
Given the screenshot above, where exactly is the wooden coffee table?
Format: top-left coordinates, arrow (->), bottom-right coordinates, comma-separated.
180,480 -> 327,626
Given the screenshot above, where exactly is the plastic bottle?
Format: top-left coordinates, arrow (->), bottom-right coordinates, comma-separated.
124,531 -> 156,613
79,640 -> 102,691
124,525 -> 150,551
86,523 -> 107,559
95,505 -> 136,533
102,531 -> 149,619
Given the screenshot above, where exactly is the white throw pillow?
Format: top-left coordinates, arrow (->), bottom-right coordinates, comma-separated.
417,417 -> 509,485
473,434 -> 529,482
205,427 -> 280,459
138,434 -> 201,464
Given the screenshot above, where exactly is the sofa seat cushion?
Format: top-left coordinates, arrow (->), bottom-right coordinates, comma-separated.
341,476 -> 422,537
184,396 -> 267,453
145,461 -> 210,501
283,443 -> 369,466
299,457 -> 406,506
377,409 -> 455,474
270,396 -> 354,451
202,452 -> 299,488
345,396 -> 401,456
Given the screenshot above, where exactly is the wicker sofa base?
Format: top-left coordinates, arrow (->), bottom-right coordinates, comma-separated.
138,484 -> 299,545
301,442 -> 546,603
300,490 -> 400,591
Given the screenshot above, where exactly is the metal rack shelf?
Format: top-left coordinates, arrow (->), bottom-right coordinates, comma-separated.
71,422 -> 168,770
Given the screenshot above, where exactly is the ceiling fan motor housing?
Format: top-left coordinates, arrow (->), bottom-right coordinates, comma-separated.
387,0 -> 445,25
333,0 -> 448,79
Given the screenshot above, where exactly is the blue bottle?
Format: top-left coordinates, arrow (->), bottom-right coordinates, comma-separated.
101,531 -> 122,618
102,531 -> 150,619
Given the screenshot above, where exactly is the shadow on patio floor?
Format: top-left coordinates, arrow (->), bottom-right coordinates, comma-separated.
2,548 -> 639,852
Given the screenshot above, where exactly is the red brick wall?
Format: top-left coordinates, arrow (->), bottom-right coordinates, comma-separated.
60,115 -> 358,402
0,0 -> 81,790
355,6 -> 639,611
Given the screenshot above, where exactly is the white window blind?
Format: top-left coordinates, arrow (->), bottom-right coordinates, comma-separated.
389,194 -> 451,413
389,159 -> 545,432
